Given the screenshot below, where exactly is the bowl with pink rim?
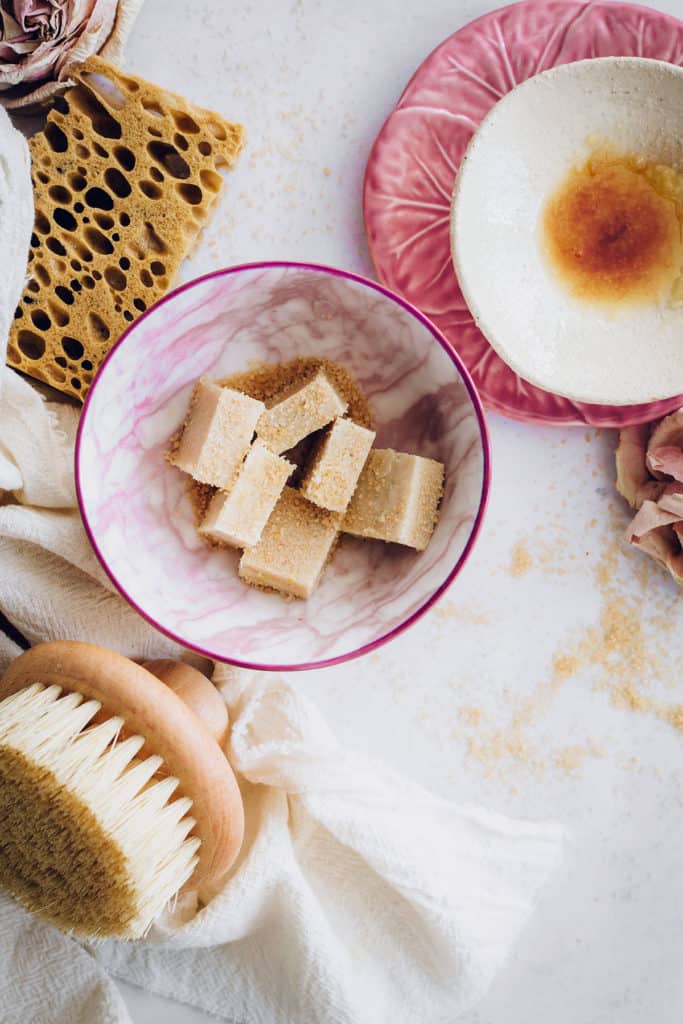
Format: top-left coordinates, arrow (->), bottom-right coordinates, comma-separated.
76,261 -> 490,671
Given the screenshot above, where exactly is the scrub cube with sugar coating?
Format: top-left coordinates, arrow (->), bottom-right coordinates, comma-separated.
256,370 -> 347,455
342,449 -> 444,551
239,487 -> 340,598
169,379 -> 264,488
300,417 -> 375,512
200,443 -> 293,548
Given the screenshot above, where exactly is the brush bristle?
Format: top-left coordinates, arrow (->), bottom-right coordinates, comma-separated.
0,684 -> 201,938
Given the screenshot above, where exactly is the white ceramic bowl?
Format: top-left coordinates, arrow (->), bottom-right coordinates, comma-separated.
451,57 -> 683,406
76,262 -> 489,671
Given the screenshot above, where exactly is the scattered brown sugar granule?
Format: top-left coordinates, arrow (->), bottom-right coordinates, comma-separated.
509,541 -> 533,577
552,653 -> 580,682
459,706 -> 484,726
433,604 -> 490,625
188,480 -> 215,531
664,705 -> 683,732
554,742 -> 605,776
460,501 -> 683,785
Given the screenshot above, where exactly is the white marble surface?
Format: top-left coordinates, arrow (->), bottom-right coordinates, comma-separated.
115,0 -> 683,1020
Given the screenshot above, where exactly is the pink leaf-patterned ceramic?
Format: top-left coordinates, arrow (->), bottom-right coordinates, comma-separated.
363,0 -> 683,427
76,263 -> 490,671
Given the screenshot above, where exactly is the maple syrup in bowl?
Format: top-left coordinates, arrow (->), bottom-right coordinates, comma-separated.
451,57 -> 683,406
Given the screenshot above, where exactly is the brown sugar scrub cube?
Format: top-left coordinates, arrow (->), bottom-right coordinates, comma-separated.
255,370 -> 347,455
200,444 -> 293,548
239,487 -> 341,599
300,417 -> 376,513
342,449 -> 445,551
169,380 -> 264,488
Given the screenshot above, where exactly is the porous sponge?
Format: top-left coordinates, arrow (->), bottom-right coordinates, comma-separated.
8,56 -> 245,400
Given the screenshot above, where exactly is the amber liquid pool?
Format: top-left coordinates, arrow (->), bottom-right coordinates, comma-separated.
542,147 -> 683,308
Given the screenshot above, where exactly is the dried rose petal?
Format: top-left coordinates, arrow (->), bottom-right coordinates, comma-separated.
616,424 -> 655,510
626,500 -> 681,543
647,446 -> 683,482
0,0 -> 143,110
619,410 -> 683,586
646,409 -> 683,479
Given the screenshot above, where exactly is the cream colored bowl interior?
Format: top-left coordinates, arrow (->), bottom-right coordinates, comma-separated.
451,57 -> 683,406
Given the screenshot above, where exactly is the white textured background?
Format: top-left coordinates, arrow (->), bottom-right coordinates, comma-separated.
116,1 -> 683,1020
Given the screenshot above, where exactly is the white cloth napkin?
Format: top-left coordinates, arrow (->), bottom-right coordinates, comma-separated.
95,664 -> 566,1024
0,112 -> 566,1024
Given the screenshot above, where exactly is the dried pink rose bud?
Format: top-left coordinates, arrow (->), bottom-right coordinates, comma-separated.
0,0 -> 142,110
618,409 -> 683,586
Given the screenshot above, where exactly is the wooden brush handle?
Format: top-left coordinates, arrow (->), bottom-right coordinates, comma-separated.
142,660 -> 229,746
0,642 -> 244,890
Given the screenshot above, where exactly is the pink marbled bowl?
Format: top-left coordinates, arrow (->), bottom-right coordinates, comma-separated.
76,262 -> 490,671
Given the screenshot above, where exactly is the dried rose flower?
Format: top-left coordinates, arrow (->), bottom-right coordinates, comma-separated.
0,0 -> 142,110
616,411 -> 683,585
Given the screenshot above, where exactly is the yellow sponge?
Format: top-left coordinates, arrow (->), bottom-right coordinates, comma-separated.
8,57 -> 245,400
